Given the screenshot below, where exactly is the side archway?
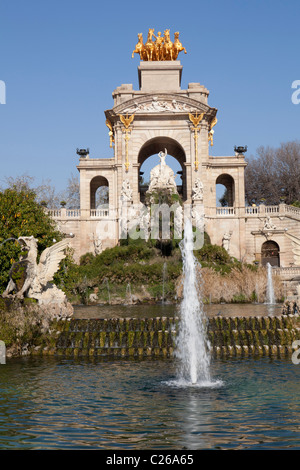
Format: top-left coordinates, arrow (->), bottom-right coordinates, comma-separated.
261,240 -> 280,267
216,174 -> 235,207
90,176 -> 109,209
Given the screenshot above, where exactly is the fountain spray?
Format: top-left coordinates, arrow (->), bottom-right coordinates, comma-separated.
175,219 -> 211,385
265,262 -> 276,305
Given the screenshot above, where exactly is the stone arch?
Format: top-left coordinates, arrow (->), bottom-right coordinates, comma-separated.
216,173 -> 235,206
261,240 -> 280,267
137,136 -> 187,201
90,176 -> 109,209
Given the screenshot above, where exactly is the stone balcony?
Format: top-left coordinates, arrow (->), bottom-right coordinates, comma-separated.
48,209 -> 81,219
213,204 -> 300,219
273,266 -> 300,280
48,208 -> 110,219
47,204 -> 300,221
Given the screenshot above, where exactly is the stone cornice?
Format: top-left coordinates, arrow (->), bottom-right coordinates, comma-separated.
205,157 -> 247,168
76,158 -> 116,170
251,230 -> 287,235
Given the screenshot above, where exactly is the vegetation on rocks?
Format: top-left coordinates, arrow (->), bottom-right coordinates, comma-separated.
53,236 -> 281,305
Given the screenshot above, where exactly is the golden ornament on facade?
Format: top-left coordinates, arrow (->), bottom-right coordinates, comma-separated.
105,119 -> 115,148
119,113 -> 135,129
208,117 -> 217,146
189,113 -> 205,171
189,112 -> 205,128
132,29 -> 187,61
119,114 -> 135,172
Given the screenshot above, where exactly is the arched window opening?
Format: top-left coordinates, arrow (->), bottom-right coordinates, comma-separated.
90,176 -> 109,210
261,240 -> 280,267
216,174 -> 235,207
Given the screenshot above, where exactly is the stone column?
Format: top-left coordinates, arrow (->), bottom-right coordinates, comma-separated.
184,162 -> 192,203
200,120 -> 209,163
79,168 -> 90,218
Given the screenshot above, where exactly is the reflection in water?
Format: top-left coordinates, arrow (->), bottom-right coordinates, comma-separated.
0,356 -> 299,449
176,389 -> 215,450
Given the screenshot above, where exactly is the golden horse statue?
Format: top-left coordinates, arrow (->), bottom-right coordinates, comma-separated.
144,28 -> 156,61
162,29 -> 174,60
132,33 -> 146,60
173,31 -> 187,60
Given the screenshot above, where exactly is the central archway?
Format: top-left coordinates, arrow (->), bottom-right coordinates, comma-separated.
138,137 -> 187,201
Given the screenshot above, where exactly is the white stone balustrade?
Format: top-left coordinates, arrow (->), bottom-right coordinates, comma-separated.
216,207 -> 236,216
47,204 -> 300,221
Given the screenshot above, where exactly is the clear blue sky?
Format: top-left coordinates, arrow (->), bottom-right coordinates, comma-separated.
1,0 -> 299,191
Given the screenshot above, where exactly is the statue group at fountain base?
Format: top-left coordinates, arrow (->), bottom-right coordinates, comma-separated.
0,236 -> 73,317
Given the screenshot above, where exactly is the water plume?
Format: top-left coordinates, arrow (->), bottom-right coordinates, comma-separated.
174,219 -> 219,387
265,263 -> 276,305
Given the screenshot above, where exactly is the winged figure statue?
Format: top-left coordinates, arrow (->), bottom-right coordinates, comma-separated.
2,236 -> 70,302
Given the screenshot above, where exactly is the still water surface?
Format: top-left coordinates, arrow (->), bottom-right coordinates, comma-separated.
0,355 -> 299,450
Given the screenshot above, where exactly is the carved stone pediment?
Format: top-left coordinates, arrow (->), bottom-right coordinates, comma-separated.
251,229 -> 286,241
106,93 -> 216,119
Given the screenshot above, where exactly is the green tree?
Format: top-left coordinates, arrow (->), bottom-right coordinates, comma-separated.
0,187 -> 62,292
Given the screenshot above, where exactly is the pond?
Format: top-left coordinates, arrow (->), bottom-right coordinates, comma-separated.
0,354 -> 299,450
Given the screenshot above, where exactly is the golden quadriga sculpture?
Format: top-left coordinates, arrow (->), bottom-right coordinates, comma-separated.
132,29 -> 187,61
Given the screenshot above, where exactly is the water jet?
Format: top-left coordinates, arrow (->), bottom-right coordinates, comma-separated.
162,262 -> 167,304
174,219 -> 220,387
265,263 -> 276,305
103,278 -> 111,305
125,283 -> 133,305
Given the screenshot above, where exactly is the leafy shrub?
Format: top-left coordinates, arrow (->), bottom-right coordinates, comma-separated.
0,188 -> 62,292
195,244 -> 231,265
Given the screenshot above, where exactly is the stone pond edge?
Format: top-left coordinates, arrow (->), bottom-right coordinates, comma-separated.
24,312 -> 300,360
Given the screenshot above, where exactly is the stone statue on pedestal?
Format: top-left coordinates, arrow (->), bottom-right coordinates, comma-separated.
147,149 -> 177,194
192,178 -> 203,201
92,234 -> 103,255
263,216 -> 276,231
121,179 -> 133,202
222,231 -> 232,252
